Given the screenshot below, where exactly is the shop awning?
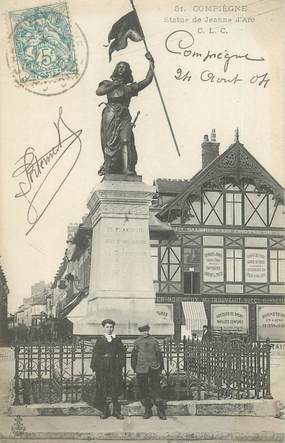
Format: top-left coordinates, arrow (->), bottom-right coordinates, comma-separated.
182,302 -> 207,331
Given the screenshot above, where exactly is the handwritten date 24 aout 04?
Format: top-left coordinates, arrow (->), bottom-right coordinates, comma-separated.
174,68 -> 270,88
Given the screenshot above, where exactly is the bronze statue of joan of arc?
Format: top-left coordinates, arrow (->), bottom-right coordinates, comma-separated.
96,52 -> 154,176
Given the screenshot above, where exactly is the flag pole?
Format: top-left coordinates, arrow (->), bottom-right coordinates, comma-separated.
129,0 -> 181,157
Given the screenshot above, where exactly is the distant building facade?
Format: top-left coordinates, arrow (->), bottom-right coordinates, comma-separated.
15,281 -> 48,328
0,264 -> 9,345
31,280 -> 47,298
49,222 -> 91,337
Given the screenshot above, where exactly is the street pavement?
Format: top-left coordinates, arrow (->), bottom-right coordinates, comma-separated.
0,441 -> 282,443
0,347 -> 284,441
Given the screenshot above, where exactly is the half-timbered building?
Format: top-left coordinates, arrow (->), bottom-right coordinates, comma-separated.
152,130 -> 285,341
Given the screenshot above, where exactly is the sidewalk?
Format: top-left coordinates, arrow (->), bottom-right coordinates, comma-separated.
0,414 -> 284,440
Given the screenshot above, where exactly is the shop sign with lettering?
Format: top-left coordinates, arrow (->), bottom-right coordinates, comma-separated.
203,248 -> 224,282
245,249 -> 267,282
155,304 -> 173,322
257,305 -> 285,341
270,342 -> 285,358
211,304 -> 249,333
175,226 -> 285,236
156,295 -> 285,304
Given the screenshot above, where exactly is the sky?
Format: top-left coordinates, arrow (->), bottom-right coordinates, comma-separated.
0,0 -> 284,313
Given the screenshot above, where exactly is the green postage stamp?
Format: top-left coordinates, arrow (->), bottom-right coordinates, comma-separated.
9,3 -> 77,83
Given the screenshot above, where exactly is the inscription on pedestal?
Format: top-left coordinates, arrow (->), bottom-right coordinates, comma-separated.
72,180 -> 174,336
96,220 -> 151,290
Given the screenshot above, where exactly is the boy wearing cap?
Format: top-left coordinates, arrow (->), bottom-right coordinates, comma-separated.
90,319 -> 125,419
131,323 -> 166,420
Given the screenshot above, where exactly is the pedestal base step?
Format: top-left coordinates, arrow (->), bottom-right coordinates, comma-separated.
9,399 -> 281,418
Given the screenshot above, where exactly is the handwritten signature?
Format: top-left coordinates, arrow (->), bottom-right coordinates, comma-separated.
12,107 -> 82,235
165,30 -> 265,73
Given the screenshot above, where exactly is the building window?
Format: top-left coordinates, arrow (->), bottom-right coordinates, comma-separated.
183,247 -> 200,294
244,193 -> 267,226
184,270 -> 200,294
225,192 -> 242,225
245,237 -> 267,248
160,246 -> 181,282
270,250 -> 285,283
226,249 -> 242,282
202,191 -> 223,225
203,236 -> 223,246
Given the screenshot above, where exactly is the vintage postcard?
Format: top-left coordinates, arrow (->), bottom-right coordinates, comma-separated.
0,0 -> 284,440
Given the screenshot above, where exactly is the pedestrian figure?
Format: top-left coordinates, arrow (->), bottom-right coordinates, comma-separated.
90,319 -> 125,419
201,325 -> 211,342
131,322 -> 166,420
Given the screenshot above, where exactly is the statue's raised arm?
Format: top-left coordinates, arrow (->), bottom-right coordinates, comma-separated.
96,53 -> 154,176
137,52 -> 154,92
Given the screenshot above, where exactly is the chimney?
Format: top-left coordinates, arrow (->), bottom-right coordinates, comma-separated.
201,129 -> 220,168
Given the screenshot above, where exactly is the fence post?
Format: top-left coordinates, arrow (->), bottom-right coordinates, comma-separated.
183,336 -> 186,371
71,343 -> 75,403
206,342 -> 211,398
59,342 -> 64,401
38,345 -> 42,403
236,343 -> 241,400
246,344 -> 250,398
177,340 -> 180,376
166,339 -> 170,395
48,345 -> 52,404
184,339 -> 191,399
264,338 -> 273,399
255,342 -> 261,399
197,340 -> 201,400
81,341 -> 85,401
123,344 -> 127,400
14,346 -> 20,405
26,346 -> 31,404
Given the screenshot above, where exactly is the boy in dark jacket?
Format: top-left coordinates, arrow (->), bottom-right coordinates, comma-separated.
131,323 -> 166,420
90,319 -> 125,419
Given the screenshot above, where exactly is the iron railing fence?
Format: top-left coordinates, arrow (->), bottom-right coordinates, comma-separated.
14,337 -> 272,405
177,338 -> 272,400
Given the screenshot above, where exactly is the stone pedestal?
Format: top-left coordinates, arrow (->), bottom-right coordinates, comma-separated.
72,177 -> 173,336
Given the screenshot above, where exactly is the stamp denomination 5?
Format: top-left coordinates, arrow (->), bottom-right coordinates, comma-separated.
6,2 -> 88,95
9,3 -> 77,83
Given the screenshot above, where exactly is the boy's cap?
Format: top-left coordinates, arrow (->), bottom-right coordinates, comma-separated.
138,322 -> 150,332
